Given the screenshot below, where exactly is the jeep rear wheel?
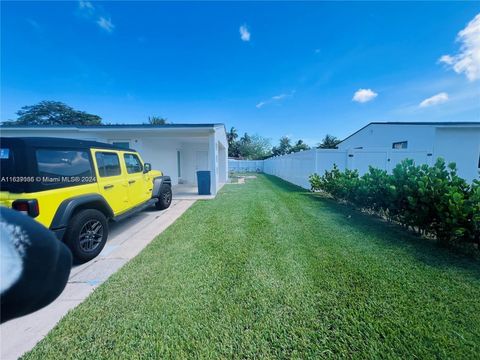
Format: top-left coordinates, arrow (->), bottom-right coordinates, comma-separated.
64,209 -> 108,263
155,184 -> 172,210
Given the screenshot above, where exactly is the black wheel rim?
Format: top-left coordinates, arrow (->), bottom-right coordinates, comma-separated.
163,190 -> 172,204
79,220 -> 104,252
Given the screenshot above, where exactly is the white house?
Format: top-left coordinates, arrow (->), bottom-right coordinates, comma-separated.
0,124 -> 229,196
338,122 -> 480,182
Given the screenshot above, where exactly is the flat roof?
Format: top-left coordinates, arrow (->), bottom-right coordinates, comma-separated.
0,123 -> 224,129
369,121 -> 480,126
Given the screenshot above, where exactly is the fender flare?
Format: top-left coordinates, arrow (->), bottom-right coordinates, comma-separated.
50,194 -> 114,231
152,176 -> 172,198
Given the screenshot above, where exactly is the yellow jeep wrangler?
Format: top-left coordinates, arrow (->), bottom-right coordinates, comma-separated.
0,137 -> 172,262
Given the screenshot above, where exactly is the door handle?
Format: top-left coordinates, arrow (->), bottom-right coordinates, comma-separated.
128,180 -> 136,184
104,184 -> 114,190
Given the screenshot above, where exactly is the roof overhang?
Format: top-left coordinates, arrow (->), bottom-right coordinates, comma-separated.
0,124 -> 228,137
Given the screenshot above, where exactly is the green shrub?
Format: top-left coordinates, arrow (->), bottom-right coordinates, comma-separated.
309,159 -> 480,249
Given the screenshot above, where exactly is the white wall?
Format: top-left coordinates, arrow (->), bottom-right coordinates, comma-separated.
218,143 -> 227,183
434,127 -> 480,181
204,127 -> 228,194
338,124 -> 436,151
139,138 -> 180,184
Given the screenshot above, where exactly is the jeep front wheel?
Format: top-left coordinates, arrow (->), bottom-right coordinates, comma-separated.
64,209 -> 108,263
155,184 -> 172,210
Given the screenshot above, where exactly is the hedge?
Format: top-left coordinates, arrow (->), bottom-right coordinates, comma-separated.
309,158 -> 480,249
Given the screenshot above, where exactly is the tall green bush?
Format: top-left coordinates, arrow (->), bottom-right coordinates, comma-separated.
309,159 -> 480,249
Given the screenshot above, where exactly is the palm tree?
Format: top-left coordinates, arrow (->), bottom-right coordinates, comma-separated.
317,134 -> 341,149
227,127 -> 238,146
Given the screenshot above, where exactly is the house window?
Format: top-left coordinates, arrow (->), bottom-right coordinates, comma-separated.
392,141 -> 408,149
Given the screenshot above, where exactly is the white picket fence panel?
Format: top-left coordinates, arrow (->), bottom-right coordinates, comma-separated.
231,148 -> 433,189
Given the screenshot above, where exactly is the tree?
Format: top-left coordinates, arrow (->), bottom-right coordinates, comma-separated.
227,127 -> 240,158
226,127 -> 238,146
236,134 -> 271,160
317,134 -> 341,149
239,132 -> 251,145
4,101 -> 102,126
272,136 -> 292,156
147,116 -> 168,125
292,139 -> 311,153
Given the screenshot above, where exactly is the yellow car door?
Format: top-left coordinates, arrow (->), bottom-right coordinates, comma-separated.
123,152 -> 150,206
92,150 -> 130,214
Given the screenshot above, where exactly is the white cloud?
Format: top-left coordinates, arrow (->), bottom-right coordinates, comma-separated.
419,92 -> 449,108
256,91 -> 294,109
78,1 -> 115,33
79,0 -> 94,10
439,13 -> 480,81
97,17 -> 115,33
352,88 -> 378,103
439,55 -> 454,65
240,24 -> 251,42
272,94 -> 289,100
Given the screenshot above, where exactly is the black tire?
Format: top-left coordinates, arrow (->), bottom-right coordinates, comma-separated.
155,184 -> 172,210
64,209 -> 108,264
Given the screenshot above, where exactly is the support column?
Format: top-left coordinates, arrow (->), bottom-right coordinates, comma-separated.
208,132 -> 218,195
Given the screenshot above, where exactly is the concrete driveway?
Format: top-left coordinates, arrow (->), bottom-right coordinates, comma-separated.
0,199 -> 196,360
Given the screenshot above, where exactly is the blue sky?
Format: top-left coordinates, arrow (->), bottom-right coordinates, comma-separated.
1,1 -> 479,145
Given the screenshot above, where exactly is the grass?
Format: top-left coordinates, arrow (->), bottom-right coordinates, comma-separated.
24,175 -> 480,359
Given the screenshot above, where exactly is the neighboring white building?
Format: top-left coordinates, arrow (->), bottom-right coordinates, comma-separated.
0,124 -> 229,196
259,121 -> 480,189
338,122 -> 480,182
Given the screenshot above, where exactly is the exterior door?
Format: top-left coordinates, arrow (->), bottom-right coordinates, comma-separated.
123,152 -> 149,207
92,150 -> 130,214
195,151 -> 209,184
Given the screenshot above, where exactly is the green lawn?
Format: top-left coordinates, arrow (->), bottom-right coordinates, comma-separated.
25,175 -> 480,359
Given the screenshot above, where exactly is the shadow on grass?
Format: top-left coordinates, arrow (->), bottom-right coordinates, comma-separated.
262,174 -> 480,278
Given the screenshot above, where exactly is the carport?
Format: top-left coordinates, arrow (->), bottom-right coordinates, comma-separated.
1,124 -> 229,196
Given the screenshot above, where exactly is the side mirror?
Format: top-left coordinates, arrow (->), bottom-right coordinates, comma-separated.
143,163 -> 152,173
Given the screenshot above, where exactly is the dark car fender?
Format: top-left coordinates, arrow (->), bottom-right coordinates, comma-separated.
152,176 -> 172,198
50,194 -> 114,240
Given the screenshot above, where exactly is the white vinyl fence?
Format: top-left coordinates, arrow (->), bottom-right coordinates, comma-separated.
230,148 -> 433,189
228,159 -> 264,173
